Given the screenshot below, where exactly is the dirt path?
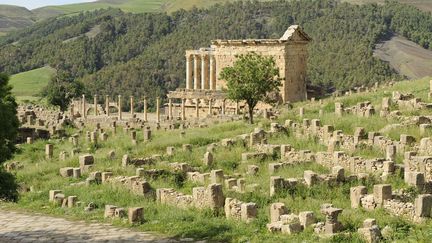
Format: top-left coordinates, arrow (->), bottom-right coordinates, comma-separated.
0,210 -> 179,243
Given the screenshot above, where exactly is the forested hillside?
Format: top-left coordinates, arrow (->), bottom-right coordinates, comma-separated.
0,0 -> 432,107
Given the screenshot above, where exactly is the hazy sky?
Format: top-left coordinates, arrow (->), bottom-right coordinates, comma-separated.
1,0 -> 96,10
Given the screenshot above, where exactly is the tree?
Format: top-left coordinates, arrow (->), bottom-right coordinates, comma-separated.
220,52 -> 281,124
0,73 -> 19,164
43,70 -> 86,111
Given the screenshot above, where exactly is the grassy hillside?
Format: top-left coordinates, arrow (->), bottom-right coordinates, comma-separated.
9,66 -> 56,101
33,0 -> 170,19
3,76 -> 432,242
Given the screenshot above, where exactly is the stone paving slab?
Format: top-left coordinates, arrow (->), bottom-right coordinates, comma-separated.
0,210 -> 178,243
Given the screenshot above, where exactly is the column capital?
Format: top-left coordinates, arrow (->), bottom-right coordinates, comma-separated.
186,54 -> 193,61
201,53 -> 209,60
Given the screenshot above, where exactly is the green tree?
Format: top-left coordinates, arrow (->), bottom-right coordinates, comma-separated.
0,73 -> 19,163
43,70 -> 85,111
220,52 -> 281,124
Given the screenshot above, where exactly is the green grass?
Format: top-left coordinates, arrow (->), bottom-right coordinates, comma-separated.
9,66 -> 56,101
3,77 -> 432,241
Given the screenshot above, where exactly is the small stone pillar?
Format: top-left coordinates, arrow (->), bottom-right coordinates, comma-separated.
221,99 -> 226,115
235,101 -> 239,115
156,97 -> 160,123
118,95 -> 122,120
26,137 -> 33,144
94,94 -> 98,115
386,145 -> 396,161
181,99 -> 186,120
105,95 -> 110,116
130,96 -> 134,115
204,152 -> 213,166
82,94 -> 86,119
429,80 -> 432,99
196,100 -> 200,118
299,107 -> 304,117
168,98 -> 173,120
208,99 -> 212,116
45,144 -> 53,159
143,96 -> 148,122
335,102 -> 343,116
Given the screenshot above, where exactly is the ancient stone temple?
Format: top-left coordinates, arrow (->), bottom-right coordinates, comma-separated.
181,25 -> 311,103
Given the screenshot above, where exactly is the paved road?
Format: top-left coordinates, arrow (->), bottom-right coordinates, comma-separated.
0,210 -> 179,243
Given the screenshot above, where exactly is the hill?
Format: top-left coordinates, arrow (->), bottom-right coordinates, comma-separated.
343,0 -> 432,12
374,35 -> 432,80
9,66 -> 56,101
0,5 -> 35,35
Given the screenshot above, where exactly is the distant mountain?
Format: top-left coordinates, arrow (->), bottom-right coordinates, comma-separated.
0,5 -> 35,35
1,0 -> 432,35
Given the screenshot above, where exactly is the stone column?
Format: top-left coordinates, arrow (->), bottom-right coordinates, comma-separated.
201,54 -> 209,90
222,99 -> 226,115
82,95 -> 86,119
130,96 -> 134,116
208,99 -> 212,116
181,99 -> 186,120
193,55 -> 201,90
105,95 -> 110,116
70,103 -> 75,117
143,97 -> 148,122
94,94 -> 98,116
210,55 -> 216,90
186,54 -> 193,90
156,97 -> 160,123
118,95 -> 122,120
168,98 -> 173,120
235,101 -> 239,115
195,100 -> 200,118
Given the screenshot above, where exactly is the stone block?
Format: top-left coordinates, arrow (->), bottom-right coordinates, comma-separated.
105,205 -> 117,218
49,190 -> 62,202
128,207 -> 144,224
166,146 -> 175,156
241,203 -> 257,222
350,186 -> 367,208
373,184 -> 392,207
299,211 -> 315,228
210,170 -> 224,184
67,196 -> 77,208
247,165 -> 259,175
101,172 -> 113,183
332,166 -> 345,182
386,145 -> 396,161
203,152 -> 213,166
304,170 -> 318,187
270,203 -> 288,223
59,167 -> 73,177
281,223 -> 303,234
415,194 -> 432,217
79,154 -> 94,172
268,163 -> 282,174
72,168 -> 81,178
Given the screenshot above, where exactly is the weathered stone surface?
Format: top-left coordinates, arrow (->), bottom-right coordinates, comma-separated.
128,207 -> 144,224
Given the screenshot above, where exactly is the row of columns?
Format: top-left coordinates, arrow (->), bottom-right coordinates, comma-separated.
186,53 -> 217,90
81,95 -> 156,122
81,95 -> 240,122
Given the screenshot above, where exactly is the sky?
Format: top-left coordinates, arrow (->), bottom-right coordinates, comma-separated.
0,0 -> 96,10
